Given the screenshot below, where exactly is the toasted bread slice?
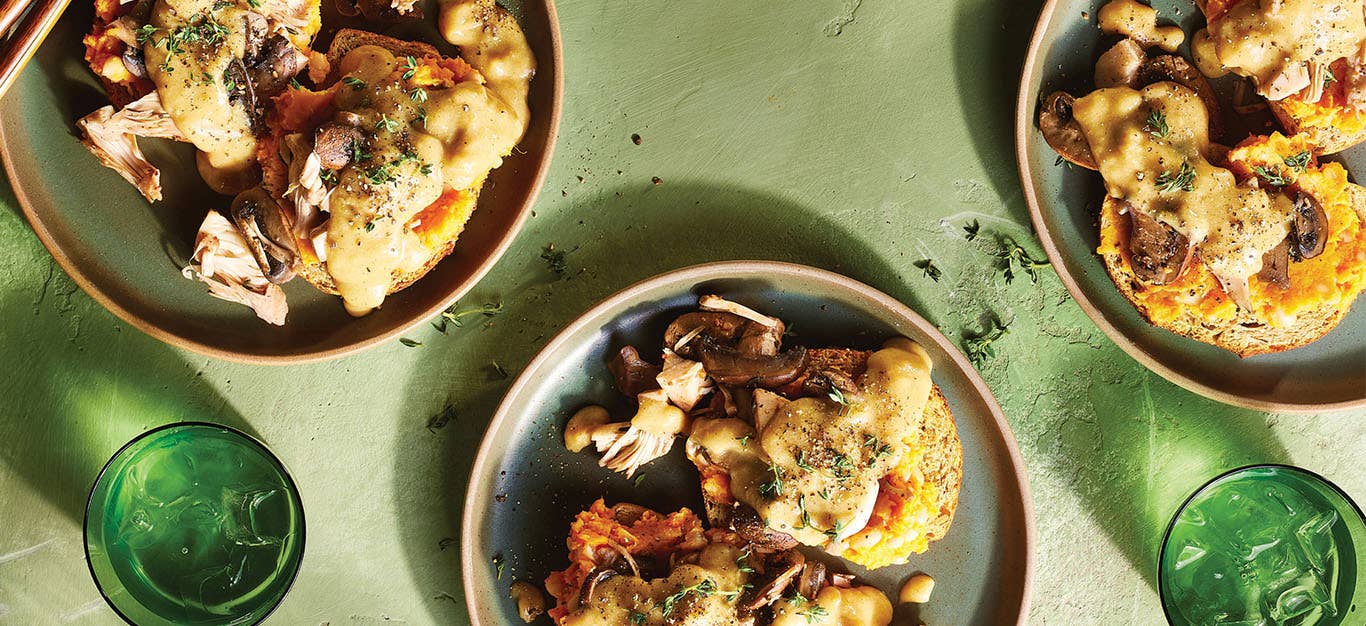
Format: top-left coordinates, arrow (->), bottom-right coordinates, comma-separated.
280,29 -> 483,298
693,348 -> 962,569
1098,192 -> 1364,356
1268,100 -> 1366,155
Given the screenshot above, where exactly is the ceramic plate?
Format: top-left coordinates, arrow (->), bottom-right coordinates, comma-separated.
0,0 -> 561,363
1017,0 -> 1366,411
462,262 -> 1034,625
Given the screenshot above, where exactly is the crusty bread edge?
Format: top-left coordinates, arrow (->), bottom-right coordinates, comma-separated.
1268,100 -> 1366,155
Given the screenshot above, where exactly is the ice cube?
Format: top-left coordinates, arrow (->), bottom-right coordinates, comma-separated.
117,507 -> 159,550
1176,543 -> 1209,570
1268,573 -> 1332,622
1294,510 -> 1339,574
221,486 -> 282,547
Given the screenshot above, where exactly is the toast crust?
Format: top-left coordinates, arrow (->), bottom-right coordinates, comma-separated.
1268,100 -> 1366,155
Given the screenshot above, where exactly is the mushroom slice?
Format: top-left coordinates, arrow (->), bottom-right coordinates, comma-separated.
1095,38 -> 1146,89
313,122 -> 364,170
607,346 -> 661,397
743,551 -> 804,611
1128,207 -> 1191,285
698,295 -> 781,328
796,561 -> 827,600
656,349 -> 713,412
697,338 -> 808,388
576,568 -> 619,608
731,503 -> 798,552
663,311 -> 748,358
182,212 -> 289,325
1138,55 -> 1222,137
1038,92 -> 1097,170
77,92 -> 187,202
1290,193 -> 1328,260
1258,238 -> 1291,289
695,296 -> 789,356
229,187 -> 298,284
590,390 -> 689,477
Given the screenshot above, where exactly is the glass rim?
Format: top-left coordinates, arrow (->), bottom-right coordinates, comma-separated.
1156,463 -> 1366,626
82,421 -> 307,626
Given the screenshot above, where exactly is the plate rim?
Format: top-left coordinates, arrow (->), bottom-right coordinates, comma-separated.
0,0 -> 564,365
1014,0 -> 1366,413
459,260 -> 1036,625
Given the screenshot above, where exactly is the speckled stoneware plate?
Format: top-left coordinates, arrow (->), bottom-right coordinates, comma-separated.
1017,1 -> 1366,412
462,261 -> 1035,625
0,0 -> 561,364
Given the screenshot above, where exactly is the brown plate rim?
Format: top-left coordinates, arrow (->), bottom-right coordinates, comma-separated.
1014,0 -> 1366,413
0,0 -> 564,365
459,260 -> 1037,625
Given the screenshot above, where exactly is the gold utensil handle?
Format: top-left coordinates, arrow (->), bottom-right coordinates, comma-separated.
0,0 -> 72,100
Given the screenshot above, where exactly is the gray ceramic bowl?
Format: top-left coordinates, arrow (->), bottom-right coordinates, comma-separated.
1,0 -> 562,363
1016,0 -> 1366,412
461,261 -> 1034,625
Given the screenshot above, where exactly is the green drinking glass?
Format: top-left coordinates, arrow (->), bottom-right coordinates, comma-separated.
1159,464 -> 1365,626
84,422 -> 305,625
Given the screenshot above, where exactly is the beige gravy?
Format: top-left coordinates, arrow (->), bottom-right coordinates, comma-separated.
1199,0 -> 1366,99
560,543 -> 749,626
324,1 -> 533,315
145,0 -> 259,193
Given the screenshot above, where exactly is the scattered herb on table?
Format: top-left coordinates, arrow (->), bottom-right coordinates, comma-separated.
427,404 -> 456,433
994,238 -> 1051,285
490,360 -> 509,379
541,243 -> 571,276
438,537 -> 457,550
963,317 -> 1011,368
399,337 -> 422,347
433,301 -> 504,333
913,258 -> 942,281
963,219 -> 980,241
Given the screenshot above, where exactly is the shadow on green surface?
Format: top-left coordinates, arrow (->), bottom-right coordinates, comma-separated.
1032,345 -> 1291,590
389,180 -> 937,621
0,193 -> 261,526
951,0 -> 1046,227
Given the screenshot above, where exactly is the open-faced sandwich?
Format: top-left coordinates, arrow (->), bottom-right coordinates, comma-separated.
78,0 -> 536,324
1192,0 -> 1366,154
562,295 -> 962,574
80,0 -> 322,200
1039,0 -> 1366,356
543,499 -> 896,625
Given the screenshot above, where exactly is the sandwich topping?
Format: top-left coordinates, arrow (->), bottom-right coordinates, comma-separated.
1194,0 -> 1366,102
544,500 -> 895,626
687,339 -> 934,551
316,25 -> 532,315
1072,82 -> 1292,308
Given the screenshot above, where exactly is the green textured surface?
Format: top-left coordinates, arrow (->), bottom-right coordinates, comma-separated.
0,1 -> 1362,625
